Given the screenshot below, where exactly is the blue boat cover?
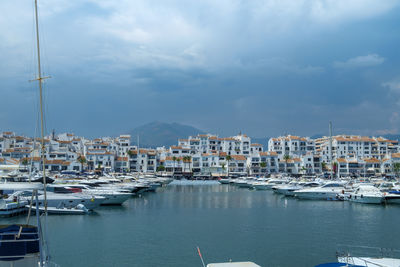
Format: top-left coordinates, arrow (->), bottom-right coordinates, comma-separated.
0,224 -> 40,261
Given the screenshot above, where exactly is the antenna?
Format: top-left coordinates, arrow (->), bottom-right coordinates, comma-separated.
197,247 -> 206,267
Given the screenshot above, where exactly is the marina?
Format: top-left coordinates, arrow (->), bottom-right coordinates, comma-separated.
2,179 -> 400,266
1,0 -> 400,266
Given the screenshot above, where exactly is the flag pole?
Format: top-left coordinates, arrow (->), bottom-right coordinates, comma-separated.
197,246 -> 206,267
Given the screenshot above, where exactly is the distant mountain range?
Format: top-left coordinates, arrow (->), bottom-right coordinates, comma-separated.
127,122 -> 400,149
128,121 -> 269,149
382,134 -> 400,141
128,121 -> 205,148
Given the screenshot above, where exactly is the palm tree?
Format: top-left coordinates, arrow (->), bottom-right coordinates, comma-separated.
221,162 -> 226,172
226,155 -> 232,176
182,156 -> 188,173
283,154 -> 291,173
77,155 -> 86,172
393,162 -> 400,177
21,157 -> 29,170
176,158 -> 181,173
172,156 -> 177,175
260,162 -> 267,175
157,165 -> 165,172
301,166 -> 307,175
321,162 -> 327,175
127,150 -> 134,158
184,156 -> 192,173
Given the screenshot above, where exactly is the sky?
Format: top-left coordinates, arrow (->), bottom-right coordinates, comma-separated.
1,0 -> 400,138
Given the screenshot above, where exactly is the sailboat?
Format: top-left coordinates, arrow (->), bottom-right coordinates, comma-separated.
0,1 -> 56,266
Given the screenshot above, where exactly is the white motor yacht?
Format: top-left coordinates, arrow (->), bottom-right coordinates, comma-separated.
234,177 -> 255,188
10,189 -> 105,210
218,178 -> 231,184
66,184 -> 132,205
274,181 -> 320,196
349,184 -> 384,204
294,182 -> 347,200
265,178 -> 289,190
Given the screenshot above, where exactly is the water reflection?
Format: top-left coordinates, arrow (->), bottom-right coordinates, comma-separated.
2,181 -> 398,267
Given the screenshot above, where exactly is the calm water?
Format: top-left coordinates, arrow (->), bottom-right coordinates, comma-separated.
2,181 -> 400,267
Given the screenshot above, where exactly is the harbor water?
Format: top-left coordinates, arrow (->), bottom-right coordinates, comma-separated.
2,180 -> 400,267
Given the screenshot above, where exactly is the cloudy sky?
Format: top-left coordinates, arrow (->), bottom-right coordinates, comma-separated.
1,0 -> 400,138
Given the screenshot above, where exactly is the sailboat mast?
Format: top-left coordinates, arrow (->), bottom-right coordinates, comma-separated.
329,122 -> 333,179
34,0 -> 48,210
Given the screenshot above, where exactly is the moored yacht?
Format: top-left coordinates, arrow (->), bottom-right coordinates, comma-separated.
9,189 -> 105,210
349,185 -> 384,204
234,177 -> 255,188
66,184 -> 132,205
294,182 -> 347,200
218,178 -> 231,184
274,181 -> 320,196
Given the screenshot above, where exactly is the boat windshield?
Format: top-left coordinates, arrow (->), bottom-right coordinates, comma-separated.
322,183 -> 342,188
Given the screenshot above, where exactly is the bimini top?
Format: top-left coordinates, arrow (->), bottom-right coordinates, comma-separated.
0,183 -> 43,190
207,262 -> 261,267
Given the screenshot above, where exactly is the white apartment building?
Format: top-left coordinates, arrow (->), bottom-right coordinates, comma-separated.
177,134 -> 253,156
316,135 -> 399,163
268,135 -> 314,158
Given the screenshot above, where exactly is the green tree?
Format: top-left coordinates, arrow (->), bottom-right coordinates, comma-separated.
183,156 -> 192,173
157,165 -> 165,172
301,166 -> 307,174
260,162 -> 267,174
321,162 -> 327,171
77,155 -> 86,172
21,158 -> 29,170
176,158 -> 181,173
172,156 -> 177,174
221,162 -> 226,171
393,162 -> 400,177
283,154 -> 291,173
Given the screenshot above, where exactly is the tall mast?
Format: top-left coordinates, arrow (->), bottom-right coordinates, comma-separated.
329,121 -> 333,179
34,1 -> 51,263
137,134 -> 140,173
34,0 -> 49,210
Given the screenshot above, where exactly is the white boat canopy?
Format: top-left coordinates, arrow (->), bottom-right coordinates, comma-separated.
0,183 -> 44,190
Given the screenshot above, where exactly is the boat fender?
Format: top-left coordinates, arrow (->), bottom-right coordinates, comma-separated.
361,194 -> 363,198
76,204 -> 89,212
342,190 -> 344,194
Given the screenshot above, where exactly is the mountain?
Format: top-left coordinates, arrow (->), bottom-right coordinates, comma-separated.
383,134 -> 400,141
310,134 -> 324,139
128,121 -> 205,148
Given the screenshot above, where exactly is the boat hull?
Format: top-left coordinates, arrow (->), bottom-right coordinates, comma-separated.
100,194 -> 131,205
295,191 -> 343,200
349,195 -> 383,204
